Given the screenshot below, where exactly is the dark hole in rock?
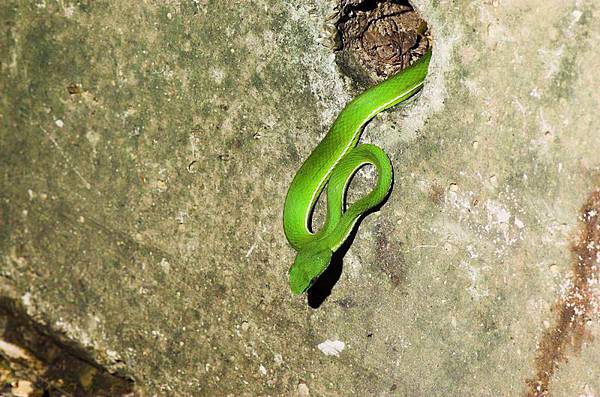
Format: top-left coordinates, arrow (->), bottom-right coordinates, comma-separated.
0,297 -> 135,397
334,0 -> 431,85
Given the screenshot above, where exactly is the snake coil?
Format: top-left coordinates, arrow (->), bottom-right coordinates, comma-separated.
283,50 -> 432,294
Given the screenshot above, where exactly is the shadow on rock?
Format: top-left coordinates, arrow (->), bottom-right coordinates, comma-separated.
306,178 -> 394,308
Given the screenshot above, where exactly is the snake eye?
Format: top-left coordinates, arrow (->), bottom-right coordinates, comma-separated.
289,266 -> 312,295
289,248 -> 333,295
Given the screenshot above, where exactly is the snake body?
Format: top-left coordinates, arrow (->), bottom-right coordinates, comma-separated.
283,50 -> 432,294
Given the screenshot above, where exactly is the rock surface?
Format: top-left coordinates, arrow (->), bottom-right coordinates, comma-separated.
1,0 -> 599,395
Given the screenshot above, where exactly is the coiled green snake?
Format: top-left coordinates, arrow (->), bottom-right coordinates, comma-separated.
283,49 -> 432,294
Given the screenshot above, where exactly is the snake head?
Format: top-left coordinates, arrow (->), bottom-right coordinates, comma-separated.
289,247 -> 333,295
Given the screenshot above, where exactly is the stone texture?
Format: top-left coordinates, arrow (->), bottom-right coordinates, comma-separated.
0,0 -> 599,396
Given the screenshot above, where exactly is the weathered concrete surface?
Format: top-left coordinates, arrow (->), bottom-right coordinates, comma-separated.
1,0 -> 599,395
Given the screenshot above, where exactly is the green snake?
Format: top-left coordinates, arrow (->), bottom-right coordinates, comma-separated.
283,49 -> 432,294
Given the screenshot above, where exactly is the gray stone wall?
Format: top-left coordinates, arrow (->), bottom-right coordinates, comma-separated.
1,0 -> 599,395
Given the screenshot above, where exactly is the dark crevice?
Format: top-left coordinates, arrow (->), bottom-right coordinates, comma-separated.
0,297 -> 135,397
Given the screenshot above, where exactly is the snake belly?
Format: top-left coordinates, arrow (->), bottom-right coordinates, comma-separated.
283,49 -> 432,294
